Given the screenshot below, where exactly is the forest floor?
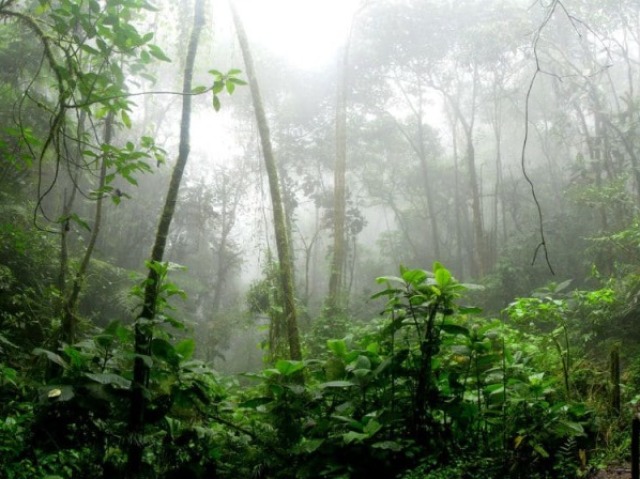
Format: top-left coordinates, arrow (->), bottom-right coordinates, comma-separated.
591,465 -> 633,478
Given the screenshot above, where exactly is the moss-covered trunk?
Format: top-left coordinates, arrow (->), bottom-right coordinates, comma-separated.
230,1 -> 302,362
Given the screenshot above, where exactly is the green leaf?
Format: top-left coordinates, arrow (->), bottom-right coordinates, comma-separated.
370,288 -> 401,299
402,268 -> 427,286
39,385 -> 74,402
121,110 -> 132,128
434,264 -> 452,288
191,85 -> 208,94
212,95 -> 221,112
327,338 -> 347,357
342,431 -> 367,444
148,44 -> 171,62
85,372 -> 131,389
533,444 -> 550,458
553,420 -> 585,436
63,346 -> 87,368
175,339 -> 195,361
440,323 -> 469,337
66,213 -> 91,232
33,348 -> 68,369
274,359 -> 305,376
212,80 -> 225,94
226,81 -> 236,94
363,419 -> 382,436
227,77 -> 247,86
350,355 -> 371,371
375,275 -> 404,285
0,333 -> 17,349
80,44 -> 101,55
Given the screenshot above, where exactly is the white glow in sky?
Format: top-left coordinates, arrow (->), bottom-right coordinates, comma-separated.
238,0 -> 361,69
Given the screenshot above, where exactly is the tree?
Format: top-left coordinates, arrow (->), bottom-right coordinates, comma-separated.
230,1 -> 302,362
126,0 -> 205,474
327,1 -> 369,314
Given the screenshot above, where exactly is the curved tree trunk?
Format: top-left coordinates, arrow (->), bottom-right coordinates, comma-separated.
125,0 -> 205,475
230,1 -> 302,362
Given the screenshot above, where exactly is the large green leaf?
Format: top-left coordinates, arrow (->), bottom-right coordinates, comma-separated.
440,323 -> 470,337
274,359 -> 305,376
85,372 -> 131,389
402,268 -> 427,286
327,338 -> 347,358
32,348 -> 68,369
434,263 -> 452,288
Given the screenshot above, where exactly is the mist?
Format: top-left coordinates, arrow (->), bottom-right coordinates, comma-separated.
1,0 -> 640,477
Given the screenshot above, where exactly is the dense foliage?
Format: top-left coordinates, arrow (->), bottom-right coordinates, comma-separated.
2,257 -> 639,478
2,0 -> 640,477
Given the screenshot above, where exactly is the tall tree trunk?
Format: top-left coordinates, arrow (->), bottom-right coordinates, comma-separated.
230,1 -> 302,361
442,65 -> 484,277
416,119 -> 441,261
125,0 -> 205,475
327,2 -> 368,312
327,41 -> 349,314
465,133 -> 485,277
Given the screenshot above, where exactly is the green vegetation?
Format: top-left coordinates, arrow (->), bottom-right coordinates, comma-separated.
1,257 -> 638,477
1,0 -> 640,477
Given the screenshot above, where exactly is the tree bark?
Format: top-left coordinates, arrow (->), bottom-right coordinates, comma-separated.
230,1 -> 302,362
125,0 -> 205,475
327,41 -> 349,314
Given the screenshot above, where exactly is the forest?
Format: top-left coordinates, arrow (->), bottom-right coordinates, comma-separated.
1,0 -> 640,477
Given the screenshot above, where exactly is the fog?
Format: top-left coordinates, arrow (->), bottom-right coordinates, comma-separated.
2,0 -> 639,371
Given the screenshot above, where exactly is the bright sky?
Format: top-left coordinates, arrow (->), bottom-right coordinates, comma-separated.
238,0 -> 362,69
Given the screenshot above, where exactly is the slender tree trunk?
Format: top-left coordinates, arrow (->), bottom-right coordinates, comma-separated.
450,116 -> 465,278
58,189 -> 73,304
327,41 -> 348,314
230,1 -> 302,361
327,2 -> 368,312
491,112 -> 503,266
416,105 -> 441,261
125,0 -> 205,475
433,64 -> 484,277
61,113 -> 113,345
465,134 -> 485,277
